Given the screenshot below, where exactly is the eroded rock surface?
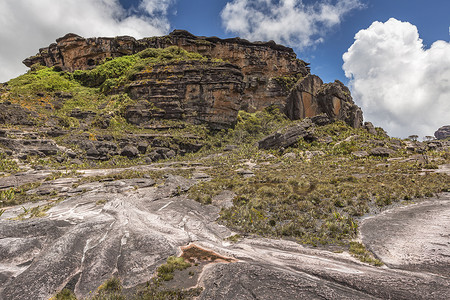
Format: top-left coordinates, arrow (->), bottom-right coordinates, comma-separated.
360,193 -> 450,277
1,166 -> 449,299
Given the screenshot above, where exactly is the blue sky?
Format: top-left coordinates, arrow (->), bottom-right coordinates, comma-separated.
0,0 -> 449,137
118,0 -> 450,84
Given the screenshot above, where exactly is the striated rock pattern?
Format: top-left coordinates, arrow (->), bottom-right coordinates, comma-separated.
125,60 -> 244,129
435,125 -> 450,140
1,170 -> 449,300
285,75 -> 363,128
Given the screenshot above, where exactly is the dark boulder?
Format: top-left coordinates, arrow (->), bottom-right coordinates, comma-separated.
258,119 -> 315,150
434,125 -> 450,140
120,145 -> 139,158
369,147 -> 396,157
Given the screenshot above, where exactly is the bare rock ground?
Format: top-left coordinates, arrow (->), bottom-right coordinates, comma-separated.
360,193 -> 450,277
0,165 -> 449,299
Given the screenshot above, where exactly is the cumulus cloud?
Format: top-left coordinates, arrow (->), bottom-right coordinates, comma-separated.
220,0 -> 363,48
343,18 -> 450,138
0,0 -> 174,82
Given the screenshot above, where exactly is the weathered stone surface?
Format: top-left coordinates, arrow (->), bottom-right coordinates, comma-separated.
0,102 -> 37,126
257,119 -> 314,150
120,145 -> 139,158
361,193 -> 450,277
363,122 -> 377,135
435,125 -> 450,140
369,147 -> 396,157
352,150 -> 369,158
125,60 -> 244,129
0,135 -> 61,158
285,75 -> 363,128
146,147 -> 176,162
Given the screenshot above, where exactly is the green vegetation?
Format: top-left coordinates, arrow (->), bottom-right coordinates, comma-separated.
0,154 -> 20,174
349,242 -> 384,266
15,203 -> 54,220
0,183 -> 42,208
156,256 -> 191,281
230,106 -> 291,144
51,289 -> 77,300
52,258 -> 200,300
188,113 -> 449,247
273,75 -> 302,92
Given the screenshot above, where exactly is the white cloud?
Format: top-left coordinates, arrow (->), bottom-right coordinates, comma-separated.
220,0 -> 363,48
343,18 -> 450,138
0,0 -> 174,82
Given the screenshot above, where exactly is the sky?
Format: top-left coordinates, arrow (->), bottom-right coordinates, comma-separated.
0,0 -> 449,138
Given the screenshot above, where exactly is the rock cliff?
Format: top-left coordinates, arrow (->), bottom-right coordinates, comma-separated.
23,30 -> 363,127
125,60 -> 244,129
285,75 -> 363,127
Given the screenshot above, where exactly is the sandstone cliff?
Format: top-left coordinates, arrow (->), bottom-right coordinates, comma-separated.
285,75 -> 363,128
23,30 -> 363,128
126,60 -> 244,129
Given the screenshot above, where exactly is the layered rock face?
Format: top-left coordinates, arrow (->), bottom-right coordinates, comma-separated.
23,30 -> 363,127
23,30 -> 308,113
125,60 -> 244,129
285,75 -> 363,128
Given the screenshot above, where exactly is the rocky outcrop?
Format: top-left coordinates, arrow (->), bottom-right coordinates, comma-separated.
285,75 -> 363,128
0,102 -> 37,126
435,125 -> 450,140
125,60 -> 244,129
23,30 -> 364,129
258,119 -> 316,150
23,30 -> 309,113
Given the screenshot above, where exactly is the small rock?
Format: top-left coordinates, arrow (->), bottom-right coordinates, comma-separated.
236,168 -> 254,178
71,158 -> 83,165
318,136 -> 333,144
352,151 -> 369,158
120,145 -> 139,158
137,141 -> 148,154
369,147 -> 395,157
283,152 -> 297,159
192,172 -> 211,181
224,145 -> 238,151
303,150 -> 325,160
363,122 -> 378,135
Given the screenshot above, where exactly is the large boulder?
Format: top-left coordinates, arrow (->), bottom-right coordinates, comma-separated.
434,125 -> 450,140
285,75 -> 363,128
258,119 -> 315,150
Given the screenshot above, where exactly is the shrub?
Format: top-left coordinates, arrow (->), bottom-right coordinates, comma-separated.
157,256 -> 191,281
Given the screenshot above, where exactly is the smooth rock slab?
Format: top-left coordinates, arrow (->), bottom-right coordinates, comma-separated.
360,193 -> 450,277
